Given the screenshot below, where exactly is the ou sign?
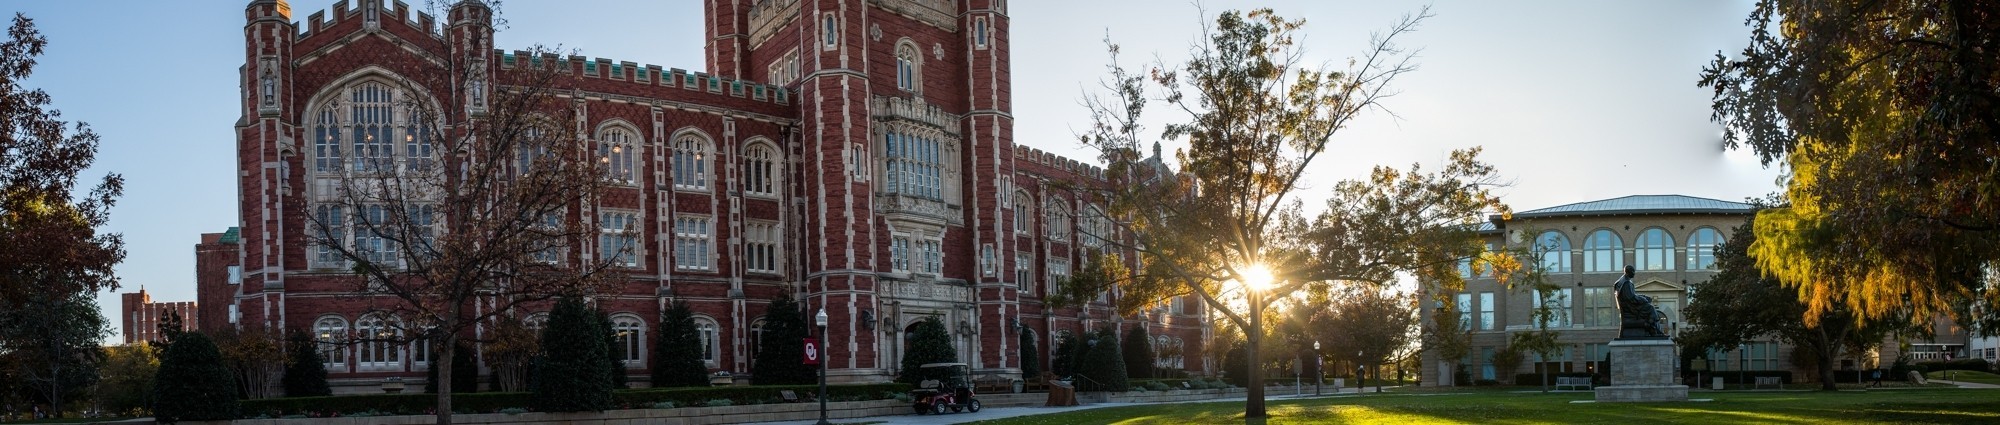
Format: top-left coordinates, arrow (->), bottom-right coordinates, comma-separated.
803,338 -> 820,365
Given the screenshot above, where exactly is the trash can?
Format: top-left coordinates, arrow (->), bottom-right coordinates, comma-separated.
1711,377 -> 1724,390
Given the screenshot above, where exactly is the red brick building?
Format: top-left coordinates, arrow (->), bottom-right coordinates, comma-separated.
222,0 -> 1208,390
195,228 -> 244,331
119,288 -> 198,345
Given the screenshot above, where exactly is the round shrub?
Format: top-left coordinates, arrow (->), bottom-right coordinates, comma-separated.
153,333 -> 240,422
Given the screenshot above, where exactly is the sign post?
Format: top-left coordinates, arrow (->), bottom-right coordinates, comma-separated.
803,338 -> 820,365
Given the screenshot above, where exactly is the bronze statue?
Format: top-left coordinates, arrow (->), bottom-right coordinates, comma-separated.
1614,265 -> 1667,339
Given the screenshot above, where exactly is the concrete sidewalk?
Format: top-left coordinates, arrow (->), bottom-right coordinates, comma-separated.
1928,379 -> 2000,389
761,386 -> 1389,425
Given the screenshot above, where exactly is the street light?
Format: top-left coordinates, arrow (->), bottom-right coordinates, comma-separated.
1314,341 -> 1323,396
815,309 -> 831,425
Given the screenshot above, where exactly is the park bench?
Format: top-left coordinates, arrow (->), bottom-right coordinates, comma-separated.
973,374 -> 1014,393
1555,376 -> 1593,390
1753,376 -> 1782,390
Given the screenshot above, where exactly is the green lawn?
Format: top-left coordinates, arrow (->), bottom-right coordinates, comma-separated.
1926,370 -> 2000,385
967,388 -> 2000,424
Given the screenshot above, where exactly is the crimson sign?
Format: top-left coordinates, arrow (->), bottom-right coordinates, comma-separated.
803,338 -> 820,365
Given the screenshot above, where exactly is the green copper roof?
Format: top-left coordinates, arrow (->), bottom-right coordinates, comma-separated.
220,227 -> 240,245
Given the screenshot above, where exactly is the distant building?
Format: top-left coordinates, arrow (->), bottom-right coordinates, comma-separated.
195,228 -> 243,330
119,288 -> 198,345
1420,195 -> 1756,386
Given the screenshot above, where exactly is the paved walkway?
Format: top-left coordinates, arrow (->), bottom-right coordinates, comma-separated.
762,386 -> 1389,425
1929,379 -> 2000,389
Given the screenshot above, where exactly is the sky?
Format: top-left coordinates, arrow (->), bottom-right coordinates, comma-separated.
7,1 -> 1781,343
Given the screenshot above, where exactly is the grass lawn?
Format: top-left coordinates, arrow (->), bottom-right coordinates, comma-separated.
1925,370 -> 2000,385
968,388 -> 2000,424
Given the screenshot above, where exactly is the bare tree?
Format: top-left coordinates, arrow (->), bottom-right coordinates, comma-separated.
1071,6 -> 1505,417
298,4 -> 626,423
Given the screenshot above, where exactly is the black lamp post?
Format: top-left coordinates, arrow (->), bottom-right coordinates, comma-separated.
1314,341 -> 1322,396
815,309 -> 831,425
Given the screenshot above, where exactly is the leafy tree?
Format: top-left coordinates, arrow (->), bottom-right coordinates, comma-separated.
750,295 -> 813,385
425,343 -> 479,394
0,12 -> 126,315
95,342 -> 157,417
1499,226 -> 1564,392
280,330 -> 330,397
1316,286 -> 1419,392
897,317 -> 956,386
1222,344 -> 1249,387
0,291 -> 105,416
1074,6 -> 1502,417
1700,0 -> 2000,330
152,332 -> 238,423
651,301 -> 710,388
1489,345 -> 1524,383
1078,329 -> 1129,391
481,316 -> 539,392
532,298 -> 611,412
289,2 -> 622,422
1019,328 -> 1041,379
1050,331 -> 1084,378
209,326 -> 282,399
1678,213 -> 1910,390
595,310 -> 626,389
1122,325 -> 1154,380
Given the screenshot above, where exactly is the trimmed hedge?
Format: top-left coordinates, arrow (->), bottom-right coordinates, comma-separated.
238,383 -> 912,418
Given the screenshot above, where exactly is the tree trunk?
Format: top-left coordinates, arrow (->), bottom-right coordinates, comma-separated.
437,309 -> 460,425
1817,349 -> 1837,391
1245,296 -> 1265,418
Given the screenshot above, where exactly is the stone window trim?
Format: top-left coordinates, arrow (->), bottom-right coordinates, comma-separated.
741,139 -> 782,198
895,39 -> 922,93
598,209 -> 642,268
314,315 -> 350,369
972,16 -> 990,49
1582,228 -> 1624,273
693,315 -> 722,367
610,313 -> 647,368
673,214 -> 715,271
595,120 -> 641,185
1635,227 -> 1675,271
670,129 -> 715,192
743,220 -> 782,275
820,12 -> 839,50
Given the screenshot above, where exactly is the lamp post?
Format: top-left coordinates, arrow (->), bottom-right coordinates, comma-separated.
1314,341 -> 1322,396
815,309 -> 831,425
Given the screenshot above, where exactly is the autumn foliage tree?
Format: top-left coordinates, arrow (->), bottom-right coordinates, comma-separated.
1700,0 -> 2000,331
1072,7 -> 1505,417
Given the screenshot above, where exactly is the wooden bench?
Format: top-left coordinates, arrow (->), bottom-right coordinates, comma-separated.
1555,376 -> 1593,390
1022,372 -> 1054,393
1753,376 -> 1782,390
973,374 -> 1015,393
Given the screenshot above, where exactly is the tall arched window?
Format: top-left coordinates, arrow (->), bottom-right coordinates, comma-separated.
314,316 -> 348,369
1636,228 -> 1674,271
883,131 -> 942,199
611,314 -> 645,367
895,42 -> 920,92
673,134 -> 711,191
749,319 -> 768,370
355,314 -> 402,370
1044,201 -> 1070,241
1687,227 -> 1724,270
350,82 -> 395,172
598,126 -> 636,183
312,106 -> 343,172
743,143 -> 778,196
1536,231 -> 1571,273
1080,206 -> 1109,248
1583,229 -> 1624,272
694,318 -> 719,367
1013,192 -> 1034,235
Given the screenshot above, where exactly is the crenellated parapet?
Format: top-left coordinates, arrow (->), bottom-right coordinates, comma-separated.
296,0 -> 441,41
494,50 -> 793,106
1015,146 -> 1107,181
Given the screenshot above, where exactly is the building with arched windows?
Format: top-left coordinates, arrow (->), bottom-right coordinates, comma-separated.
214,0 -> 1208,392
1421,195 -> 1758,386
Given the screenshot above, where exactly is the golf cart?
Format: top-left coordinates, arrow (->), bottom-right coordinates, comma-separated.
911,362 -> 982,415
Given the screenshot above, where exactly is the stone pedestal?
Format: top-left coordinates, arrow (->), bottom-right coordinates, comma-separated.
1594,338 -> 1688,402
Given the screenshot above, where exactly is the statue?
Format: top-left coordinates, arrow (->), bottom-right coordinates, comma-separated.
1614,265 -> 1667,339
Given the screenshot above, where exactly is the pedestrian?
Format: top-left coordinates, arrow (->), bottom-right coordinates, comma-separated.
1871,368 -> 1883,387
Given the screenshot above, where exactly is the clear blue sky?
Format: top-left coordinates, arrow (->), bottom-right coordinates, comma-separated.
8,1 -> 1778,342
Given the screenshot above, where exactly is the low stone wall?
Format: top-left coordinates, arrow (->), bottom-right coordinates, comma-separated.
188,399 -> 908,425
1078,388 -> 1246,404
